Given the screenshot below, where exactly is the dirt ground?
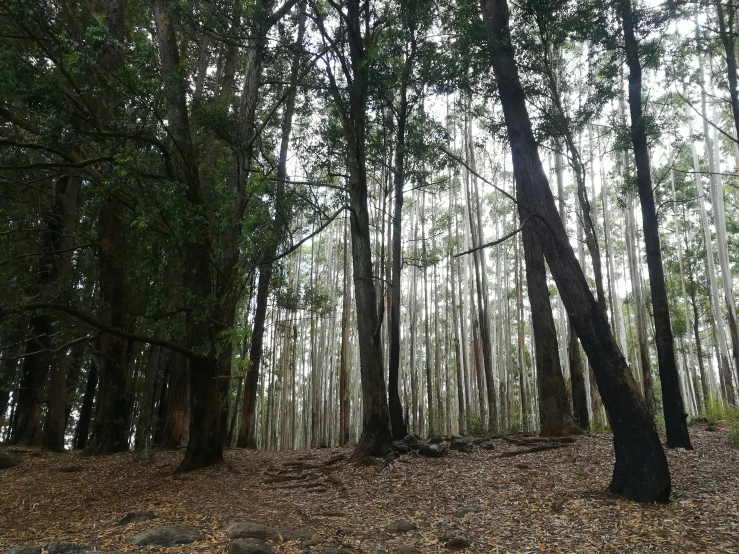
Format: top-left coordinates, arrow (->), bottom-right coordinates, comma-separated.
1,424 -> 738,553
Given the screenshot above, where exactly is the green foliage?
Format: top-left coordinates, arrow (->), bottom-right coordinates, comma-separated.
465,412 -> 488,437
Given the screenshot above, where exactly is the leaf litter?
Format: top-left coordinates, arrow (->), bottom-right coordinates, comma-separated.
0,425 -> 737,553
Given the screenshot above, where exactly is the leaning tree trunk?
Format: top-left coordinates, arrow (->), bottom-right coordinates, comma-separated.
481,0 -> 671,501
620,0 -> 692,449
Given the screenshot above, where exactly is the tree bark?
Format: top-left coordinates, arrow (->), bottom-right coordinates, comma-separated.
481,0 -> 671,501
620,0 -> 692,449
521,224 -> 580,436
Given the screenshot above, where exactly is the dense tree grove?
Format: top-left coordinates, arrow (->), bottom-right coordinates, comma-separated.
3,0 -> 739,502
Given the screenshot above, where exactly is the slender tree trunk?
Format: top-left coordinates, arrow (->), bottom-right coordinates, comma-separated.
620,0 -> 691,448
481,0 -> 671,501
340,218 -> 352,446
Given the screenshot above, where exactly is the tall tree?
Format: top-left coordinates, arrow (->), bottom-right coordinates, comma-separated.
481,0 -> 671,501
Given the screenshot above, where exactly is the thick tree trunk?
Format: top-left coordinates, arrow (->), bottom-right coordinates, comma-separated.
154,2 -> 222,470
620,0 -> 691,449
329,0 -> 393,461
481,0 -> 671,501
10,316 -> 51,446
160,352 -> 189,449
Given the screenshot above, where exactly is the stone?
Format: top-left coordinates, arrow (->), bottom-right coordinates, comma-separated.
45,543 -> 93,554
316,549 -> 350,554
385,522 -> 417,534
427,435 -> 444,444
478,441 -> 495,451
453,507 -> 476,518
445,537 -> 471,550
229,539 -> 274,554
117,510 -> 159,525
397,548 -> 421,554
402,434 -> 419,446
472,437 -> 491,445
302,539 -> 320,548
126,525 -> 202,546
0,452 -> 20,470
417,443 -> 448,458
450,439 -> 472,453
226,522 -> 314,542
6,547 -> 41,554
393,441 -> 410,454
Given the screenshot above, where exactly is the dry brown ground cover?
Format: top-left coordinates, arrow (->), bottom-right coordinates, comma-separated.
1,424 -> 738,553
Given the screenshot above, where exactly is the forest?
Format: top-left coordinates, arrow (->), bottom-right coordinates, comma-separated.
2,0 -> 739,551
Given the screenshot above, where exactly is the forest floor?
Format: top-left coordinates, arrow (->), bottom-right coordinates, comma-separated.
1,424 -> 738,554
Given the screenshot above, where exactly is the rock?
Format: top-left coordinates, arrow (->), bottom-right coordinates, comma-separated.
117,510 -> 159,525
45,543 -> 93,554
445,537 -> 471,550
453,507 -> 476,518
6,547 -> 41,554
427,435 -> 444,444
417,443 -> 448,458
302,539 -> 320,548
0,452 -> 20,470
402,435 -> 419,447
450,438 -> 472,453
472,437 -> 490,445
226,522 -> 314,542
385,521 -> 417,534
397,547 -> 421,554
478,440 -> 495,451
126,525 -> 202,546
393,441 -> 410,454
316,549 -> 350,554
230,539 -> 274,554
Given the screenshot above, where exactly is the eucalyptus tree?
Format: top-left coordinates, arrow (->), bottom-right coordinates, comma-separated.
314,0 -> 394,460
480,0 -> 671,501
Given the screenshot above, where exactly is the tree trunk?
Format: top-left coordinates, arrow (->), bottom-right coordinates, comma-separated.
481,0 -> 671,501
160,351 -> 189,449
521,223 -> 580,436
620,0 -> 691,449
73,360 -> 98,450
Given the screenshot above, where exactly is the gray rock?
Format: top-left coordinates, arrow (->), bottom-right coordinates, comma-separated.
453,507 -> 476,518
397,548 -> 421,554
126,525 -> 202,546
393,441 -> 410,454
0,452 -> 20,470
450,439 -> 472,453
402,434 -> 419,446
226,522 -> 314,542
45,543 -> 93,554
445,537 -> 471,550
478,440 -> 495,450
229,539 -> 274,554
302,539 -> 320,548
317,549 -> 350,554
427,435 -> 444,444
117,510 -> 159,525
385,522 -> 417,534
417,443 -> 448,458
